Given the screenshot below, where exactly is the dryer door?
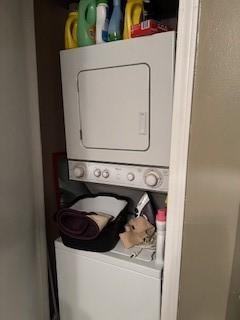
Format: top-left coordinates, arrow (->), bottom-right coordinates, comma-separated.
78,64 -> 150,151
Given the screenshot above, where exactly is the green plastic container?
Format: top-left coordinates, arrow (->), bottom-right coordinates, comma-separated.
77,0 -> 96,47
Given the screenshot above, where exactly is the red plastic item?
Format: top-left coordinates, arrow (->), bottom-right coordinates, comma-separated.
156,208 -> 167,222
131,19 -> 170,38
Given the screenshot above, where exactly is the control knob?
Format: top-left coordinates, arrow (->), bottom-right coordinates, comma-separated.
102,170 -> 109,178
94,169 -> 101,177
144,171 -> 161,187
127,173 -> 135,181
73,166 -> 84,178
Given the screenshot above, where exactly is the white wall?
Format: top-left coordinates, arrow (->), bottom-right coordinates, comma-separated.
0,0 -> 49,319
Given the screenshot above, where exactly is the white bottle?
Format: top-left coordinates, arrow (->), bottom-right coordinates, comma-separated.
155,209 -> 167,265
96,0 -> 109,43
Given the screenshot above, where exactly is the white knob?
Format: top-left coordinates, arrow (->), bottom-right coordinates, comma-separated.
127,173 -> 135,181
73,166 -> 84,178
94,169 -> 101,177
145,172 -> 159,187
102,170 -> 109,178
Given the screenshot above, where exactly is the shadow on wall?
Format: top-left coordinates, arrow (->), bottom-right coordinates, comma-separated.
226,204 -> 240,320
178,220 -> 233,320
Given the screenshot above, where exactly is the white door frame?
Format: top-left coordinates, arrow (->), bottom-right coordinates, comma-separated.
161,0 -> 200,319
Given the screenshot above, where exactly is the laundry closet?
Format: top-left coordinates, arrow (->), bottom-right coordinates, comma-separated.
34,0 -> 198,319
2,0 -> 240,319
47,1 -> 180,319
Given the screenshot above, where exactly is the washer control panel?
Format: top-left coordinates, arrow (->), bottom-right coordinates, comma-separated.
68,160 -> 169,192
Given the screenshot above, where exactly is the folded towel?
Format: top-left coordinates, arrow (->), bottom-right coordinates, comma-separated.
57,208 -> 113,240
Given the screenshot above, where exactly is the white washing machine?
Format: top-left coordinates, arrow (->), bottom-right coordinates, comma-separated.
55,238 -> 162,320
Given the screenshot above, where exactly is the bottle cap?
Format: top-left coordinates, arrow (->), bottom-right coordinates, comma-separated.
156,209 -> 166,222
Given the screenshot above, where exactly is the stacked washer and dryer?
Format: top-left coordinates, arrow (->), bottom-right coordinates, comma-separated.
55,31 -> 175,320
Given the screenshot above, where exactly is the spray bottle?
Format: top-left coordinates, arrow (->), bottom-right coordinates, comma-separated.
155,208 -> 166,265
108,0 -> 122,41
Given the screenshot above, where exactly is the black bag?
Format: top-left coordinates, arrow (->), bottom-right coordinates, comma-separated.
56,193 -> 130,252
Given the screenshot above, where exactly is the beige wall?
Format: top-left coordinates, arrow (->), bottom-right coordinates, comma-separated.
0,0 -> 49,319
178,0 -> 240,319
226,209 -> 240,319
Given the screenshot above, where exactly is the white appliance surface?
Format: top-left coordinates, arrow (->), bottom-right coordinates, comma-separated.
71,195 -> 127,218
79,64 -> 149,150
60,32 -> 175,168
111,238 -> 156,263
55,239 -> 162,320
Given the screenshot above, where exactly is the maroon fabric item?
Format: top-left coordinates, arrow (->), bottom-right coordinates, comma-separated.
57,209 -> 100,240
56,193 -> 130,252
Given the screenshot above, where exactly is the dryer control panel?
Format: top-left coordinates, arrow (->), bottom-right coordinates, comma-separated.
68,160 -> 168,192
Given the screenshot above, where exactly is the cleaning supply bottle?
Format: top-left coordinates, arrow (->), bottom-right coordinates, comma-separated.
155,208 -> 167,265
123,0 -> 143,39
77,0 -> 96,47
108,0 -> 122,41
143,0 -> 154,21
96,0 -> 109,43
65,11 -> 78,49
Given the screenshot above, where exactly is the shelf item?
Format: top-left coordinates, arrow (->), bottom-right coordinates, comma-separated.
123,0 -> 143,39
64,11 -> 78,49
77,0 -> 96,47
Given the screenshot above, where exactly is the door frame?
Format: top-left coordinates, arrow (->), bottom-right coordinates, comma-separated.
23,1 -> 50,319
161,0 -> 200,319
